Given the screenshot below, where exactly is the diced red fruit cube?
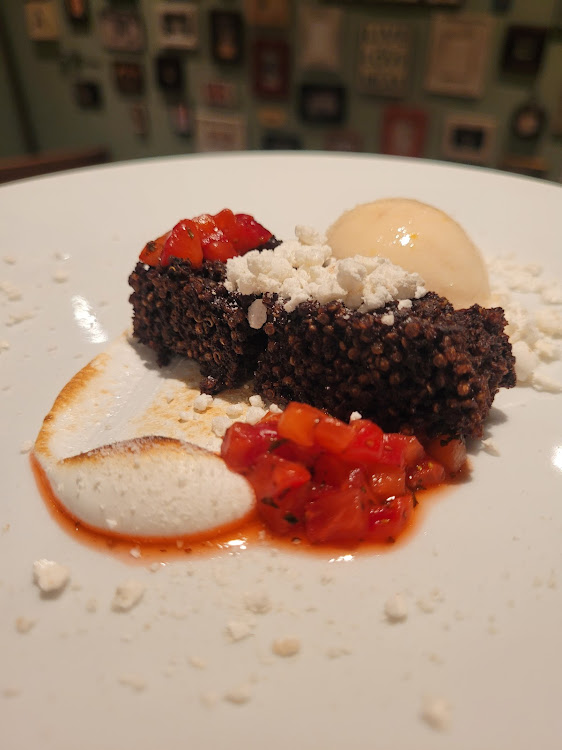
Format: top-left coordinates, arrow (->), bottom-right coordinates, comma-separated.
221,422 -> 279,472
305,485 -> 369,544
258,483 -> 310,536
367,494 -> 414,544
341,419 -> 384,465
277,402 -> 324,447
406,459 -> 446,491
232,213 -> 273,252
139,232 -> 170,266
313,415 -> 355,454
368,464 -> 406,499
378,433 -> 425,468
160,219 -> 203,268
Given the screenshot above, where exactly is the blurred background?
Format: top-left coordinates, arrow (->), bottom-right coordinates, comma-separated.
1,0 -> 561,182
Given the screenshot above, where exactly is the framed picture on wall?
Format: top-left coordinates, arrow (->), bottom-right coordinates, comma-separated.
499,154 -> 548,179
261,132 -> 302,150
113,62 -> 144,96
257,106 -> 288,129
324,129 -> 363,152
156,3 -> 198,51
299,84 -> 346,125
210,10 -> 244,65
356,21 -> 413,98
381,105 -> 427,157
99,9 -> 145,53
199,79 -> 238,109
510,99 -> 546,140
169,102 -> 192,137
441,112 -> 496,165
252,40 -> 290,99
155,54 -> 184,94
195,112 -> 247,152
552,93 -> 562,137
74,80 -> 102,109
501,26 -> 547,76
64,0 -> 89,29
425,14 -> 492,98
25,0 -> 60,41
299,7 -> 343,72
130,103 -> 149,137
245,0 -> 290,28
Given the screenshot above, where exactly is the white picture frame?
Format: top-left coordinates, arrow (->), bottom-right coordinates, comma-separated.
195,112 -> 247,152
299,7 -> 343,72
156,3 -> 199,51
24,0 -> 60,41
441,112 -> 497,165
356,21 -> 413,98
425,14 -> 493,99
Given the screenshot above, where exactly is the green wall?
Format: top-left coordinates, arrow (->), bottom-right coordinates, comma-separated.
1,0 -> 561,180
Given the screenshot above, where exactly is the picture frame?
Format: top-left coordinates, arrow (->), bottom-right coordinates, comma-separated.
130,103 -> 149,137
510,99 -> 546,140
423,0 -> 464,6
501,26 -> 547,76
195,112 -> 247,152
299,84 -> 346,125
261,132 -> 302,150
113,61 -> 144,96
381,105 -> 427,158
441,112 -> 496,165
425,13 -> 493,99
252,39 -> 290,99
257,106 -> 288,129
169,102 -> 192,137
64,0 -> 89,30
74,80 -> 102,109
551,93 -> 562,138
155,54 -> 184,94
210,10 -> 244,65
99,9 -> 145,53
299,6 -> 343,72
245,0 -> 290,28
499,154 -> 548,179
324,129 -> 363,152
199,79 -> 238,109
356,21 -> 413,98
24,0 -> 60,41
155,3 -> 198,52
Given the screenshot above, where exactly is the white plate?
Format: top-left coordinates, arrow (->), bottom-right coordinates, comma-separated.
1,153 -> 562,750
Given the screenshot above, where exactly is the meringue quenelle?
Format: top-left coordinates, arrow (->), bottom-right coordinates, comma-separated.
326,198 -> 491,309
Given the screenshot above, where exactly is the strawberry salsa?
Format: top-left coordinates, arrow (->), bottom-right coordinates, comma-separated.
221,402 -> 467,546
139,208 -> 273,268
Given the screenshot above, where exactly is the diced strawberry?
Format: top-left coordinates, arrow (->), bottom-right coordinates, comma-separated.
160,219 -> 203,268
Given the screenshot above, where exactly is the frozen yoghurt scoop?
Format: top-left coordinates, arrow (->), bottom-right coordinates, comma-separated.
326,198 -> 491,309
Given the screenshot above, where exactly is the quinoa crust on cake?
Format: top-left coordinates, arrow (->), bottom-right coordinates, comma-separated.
254,292 -> 515,439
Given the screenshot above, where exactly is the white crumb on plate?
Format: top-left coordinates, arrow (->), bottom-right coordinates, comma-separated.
117,675 -> 147,692
481,438 -> 500,456
349,411 -> 362,421
245,406 -> 267,425
111,580 -> 145,612
269,403 -> 283,414
225,403 -> 245,418
2,256 -> 16,265
244,591 -> 271,614
271,636 -> 301,657
420,695 -> 452,731
33,559 -> 70,594
15,616 -> 36,634
129,546 -> 142,559
249,394 -> 265,408
0,340 -> 10,352
0,280 -> 22,301
188,656 -> 207,670
223,683 -> 252,705
225,619 -> 254,642
193,394 -> 213,412
384,593 -> 408,622
52,269 -> 69,283
211,415 -> 232,438
6,310 -> 35,326
85,598 -> 98,613
19,440 -> 33,454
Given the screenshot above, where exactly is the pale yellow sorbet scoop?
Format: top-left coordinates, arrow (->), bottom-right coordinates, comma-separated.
326,198 -> 491,309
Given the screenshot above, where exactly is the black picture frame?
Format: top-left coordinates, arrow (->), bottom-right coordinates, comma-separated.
74,81 -> 102,109
155,54 -> 183,94
261,132 -> 302,150
299,84 -> 346,125
501,25 -> 547,76
64,0 -> 89,29
113,61 -> 144,96
210,10 -> 244,65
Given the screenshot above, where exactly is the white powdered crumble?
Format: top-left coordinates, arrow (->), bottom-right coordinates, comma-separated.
420,695 -> 452,731
111,581 -> 145,612
271,636 -> 301,657
33,559 -> 70,594
384,593 -> 408,623
226,226 -> 426,315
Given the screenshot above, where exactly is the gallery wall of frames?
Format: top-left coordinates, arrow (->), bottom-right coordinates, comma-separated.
1,0 -> 562,180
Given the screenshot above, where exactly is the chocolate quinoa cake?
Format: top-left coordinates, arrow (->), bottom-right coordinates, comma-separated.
129,237 -> 279,394
254,293 -> 515,439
